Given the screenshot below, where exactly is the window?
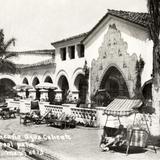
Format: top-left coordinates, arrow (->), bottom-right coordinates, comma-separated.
77,44 -> 84,58
60,47 -> 66,61
68,46 -> 75,59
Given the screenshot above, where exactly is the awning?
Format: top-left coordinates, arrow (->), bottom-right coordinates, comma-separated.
104,98 -> 142,117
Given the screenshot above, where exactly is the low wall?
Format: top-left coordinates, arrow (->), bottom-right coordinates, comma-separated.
42,104 -> 63,116
6,100 -> 153,134
7,99 -> 20,109
71,107 -> 97,125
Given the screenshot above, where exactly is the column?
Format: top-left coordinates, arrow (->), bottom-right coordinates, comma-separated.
17,90 -> 26,99
55,89 -> 62,101
40,89 -> 48,101
28,88 -> 36,100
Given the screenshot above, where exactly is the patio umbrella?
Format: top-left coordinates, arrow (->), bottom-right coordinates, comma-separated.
13,84 -> 33,91
35,82 -> 57,90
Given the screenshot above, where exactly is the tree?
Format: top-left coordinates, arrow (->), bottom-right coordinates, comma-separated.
0,29 -> 17,74
147,0 -> 160,136
147,0 -> 160,88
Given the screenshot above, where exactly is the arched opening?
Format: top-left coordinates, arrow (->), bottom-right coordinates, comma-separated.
142,80 -> 152,100
44,76 -> 53,83
32,77 -> 40,100
32,77 -> 40,87
142,79 -> 154,114
74,74 -> 88,104
58,75 -> 69,102
0,78 -> 16,102
100,66 -> 129,99
22,77 -> 29,84
22,77 -> 29,98
44,76 -> 55,103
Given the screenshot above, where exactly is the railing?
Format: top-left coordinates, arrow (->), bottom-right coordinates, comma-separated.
71,107 -> 97,125
6,100 -> 102,127
45,105 -> 63,116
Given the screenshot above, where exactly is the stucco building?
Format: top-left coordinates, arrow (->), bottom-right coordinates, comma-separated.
1,9 -> 159,135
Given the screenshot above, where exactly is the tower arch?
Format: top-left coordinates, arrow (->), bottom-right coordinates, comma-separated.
99,66 -> 129,98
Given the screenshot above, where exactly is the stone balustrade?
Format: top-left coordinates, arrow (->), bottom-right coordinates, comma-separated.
6,100 -> 115,127
45,104 -> 63,116
5,99 -> 154,135
71,107 -> 97,125
8,100 -> 152,131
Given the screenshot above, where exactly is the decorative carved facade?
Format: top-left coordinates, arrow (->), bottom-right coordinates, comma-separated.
91,24 -> 138,98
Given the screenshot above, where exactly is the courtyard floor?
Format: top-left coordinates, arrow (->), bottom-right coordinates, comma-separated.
0,117 -> 160,160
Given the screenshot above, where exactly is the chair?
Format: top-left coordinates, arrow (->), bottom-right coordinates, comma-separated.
20,100 -> 40,125
0,107 -> 10,119
47,112 -> 76,129
31,100 -> 39,110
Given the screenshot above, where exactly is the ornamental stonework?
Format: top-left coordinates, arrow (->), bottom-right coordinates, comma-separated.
91,24 -> 138,97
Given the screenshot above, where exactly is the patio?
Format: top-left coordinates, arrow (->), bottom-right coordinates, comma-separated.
0,117 -> 160,160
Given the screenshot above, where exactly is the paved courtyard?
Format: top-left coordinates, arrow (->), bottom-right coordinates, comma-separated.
0,117 -> 160,160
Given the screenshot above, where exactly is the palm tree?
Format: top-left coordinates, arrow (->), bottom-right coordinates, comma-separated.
0,29 -> 17,74
147,0 -> 160,87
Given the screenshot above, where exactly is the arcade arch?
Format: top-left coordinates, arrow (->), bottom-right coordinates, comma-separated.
44,76 -> 53,83
22,77 -> 29,98
22,77 -> 29,84
32,77 -> 40,87
32,77 -> 40,100
0,78 -> 16,98
74,74 -> 88,103
57,75 -> 69,102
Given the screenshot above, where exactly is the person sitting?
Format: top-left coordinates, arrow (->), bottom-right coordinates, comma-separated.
100,125 -> 126,151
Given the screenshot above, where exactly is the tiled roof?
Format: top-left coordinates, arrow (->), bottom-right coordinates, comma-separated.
107,9 -> 150,27
9,49 -> 55,55
51,32 -> 89,46
82,9 -> 150,42
17,58 -> 55,69
52,10 -> 150,46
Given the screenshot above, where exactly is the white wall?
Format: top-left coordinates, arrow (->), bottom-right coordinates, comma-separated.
54,43 -> 86,90
84,17 -> 153,86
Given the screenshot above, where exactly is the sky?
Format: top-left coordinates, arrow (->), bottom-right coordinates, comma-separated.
0,0 -> 148,51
